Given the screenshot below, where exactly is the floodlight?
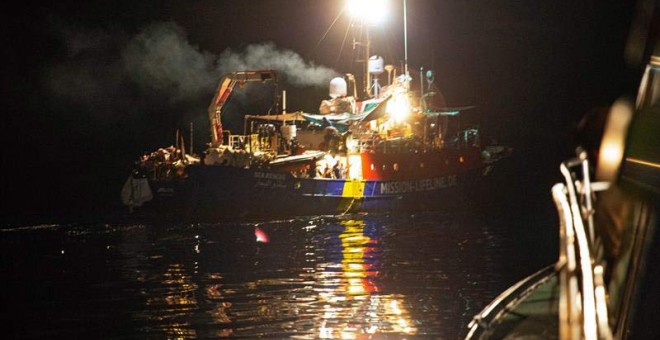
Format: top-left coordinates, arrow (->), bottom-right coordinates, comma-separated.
347,0 -> 388,24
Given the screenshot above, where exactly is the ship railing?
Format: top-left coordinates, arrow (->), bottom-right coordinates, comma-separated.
553,149 -> 613,340
355,134 -> 426,154
228,133 -> 261,152
354,132 -> 382,153
465,265 -> 556,339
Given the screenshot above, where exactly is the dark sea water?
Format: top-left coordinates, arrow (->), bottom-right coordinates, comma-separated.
2,199 -> 557,339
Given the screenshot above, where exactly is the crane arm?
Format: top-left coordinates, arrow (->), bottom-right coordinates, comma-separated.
207,70 -> 277,146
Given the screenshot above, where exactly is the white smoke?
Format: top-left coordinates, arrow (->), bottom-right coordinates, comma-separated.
47,22 -> 337,110
122,22 -> 337,101
218,42 -> 338,87
44,27 -> 130,114
122,22 -> 218,102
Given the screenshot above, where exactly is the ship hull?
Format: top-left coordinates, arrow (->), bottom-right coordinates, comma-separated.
144,163 -> 485,221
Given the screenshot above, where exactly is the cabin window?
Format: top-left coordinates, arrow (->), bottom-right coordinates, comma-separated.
393,163 -> 399,171
370,163 -> 375,171
382,164 -> 387,171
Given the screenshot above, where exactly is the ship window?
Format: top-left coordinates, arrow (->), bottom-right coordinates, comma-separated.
393,163 -> 399,171
459,156 -> 464,163
420,162 -> 425,168
370,163 -> 375,171
382,164 -> 387,171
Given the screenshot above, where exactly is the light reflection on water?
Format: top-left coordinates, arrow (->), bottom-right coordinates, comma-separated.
2,210 -> 533,338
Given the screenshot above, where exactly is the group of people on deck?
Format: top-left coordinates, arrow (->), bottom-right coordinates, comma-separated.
294,157 -> 347,180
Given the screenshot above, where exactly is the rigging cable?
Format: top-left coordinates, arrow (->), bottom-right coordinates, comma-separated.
309,7 -> 346,59
335,20 -> 353,69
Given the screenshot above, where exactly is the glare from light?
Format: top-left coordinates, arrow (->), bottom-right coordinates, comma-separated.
345,135 -> 358,152
348,154 -> 363,179
389,300 -> 401,315
600,143 -> 622,167
387,93 -> 410,122
319,326 -> 332,338
348,284 -> 366,295
340,329 -> 356,339
596,99 -> 633,182
347,0 -> 388,24
347,263 -> 365,271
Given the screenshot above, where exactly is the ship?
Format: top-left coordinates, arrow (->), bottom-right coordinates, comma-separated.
464,55 -> 660,339
121,4 -> 510,220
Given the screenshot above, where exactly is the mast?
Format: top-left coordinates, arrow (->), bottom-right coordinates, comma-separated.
351,18 -> 372,98
403,0 -> 409,90
348,0 -> 387,99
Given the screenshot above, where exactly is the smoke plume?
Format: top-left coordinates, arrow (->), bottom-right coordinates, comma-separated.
47,21 -> 338,111
217,42 -> 338,87
122,22 -> 218,102
45,27 -> 130,114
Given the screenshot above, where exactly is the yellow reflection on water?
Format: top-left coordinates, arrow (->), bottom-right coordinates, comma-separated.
121,219 -> 418,338
143,263 -> 198,338
315,219 -> 417,338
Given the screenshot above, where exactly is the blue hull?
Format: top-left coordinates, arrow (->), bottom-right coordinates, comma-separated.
146,165 -> 484,220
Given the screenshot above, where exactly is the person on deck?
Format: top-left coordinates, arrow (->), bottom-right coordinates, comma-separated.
333,163 -> 342,179
307,158 -> 318,178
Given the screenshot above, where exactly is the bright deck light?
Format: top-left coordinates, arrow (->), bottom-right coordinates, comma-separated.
387,92 -> 410,122
347,0 -> 388,24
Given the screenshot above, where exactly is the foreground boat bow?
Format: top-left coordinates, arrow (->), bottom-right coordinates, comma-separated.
466,56 -> 660,339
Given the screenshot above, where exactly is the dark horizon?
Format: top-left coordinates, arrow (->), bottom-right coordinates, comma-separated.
1,0 -> 641,223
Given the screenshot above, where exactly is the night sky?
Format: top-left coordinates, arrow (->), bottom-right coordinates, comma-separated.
1,1 -> 641,223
